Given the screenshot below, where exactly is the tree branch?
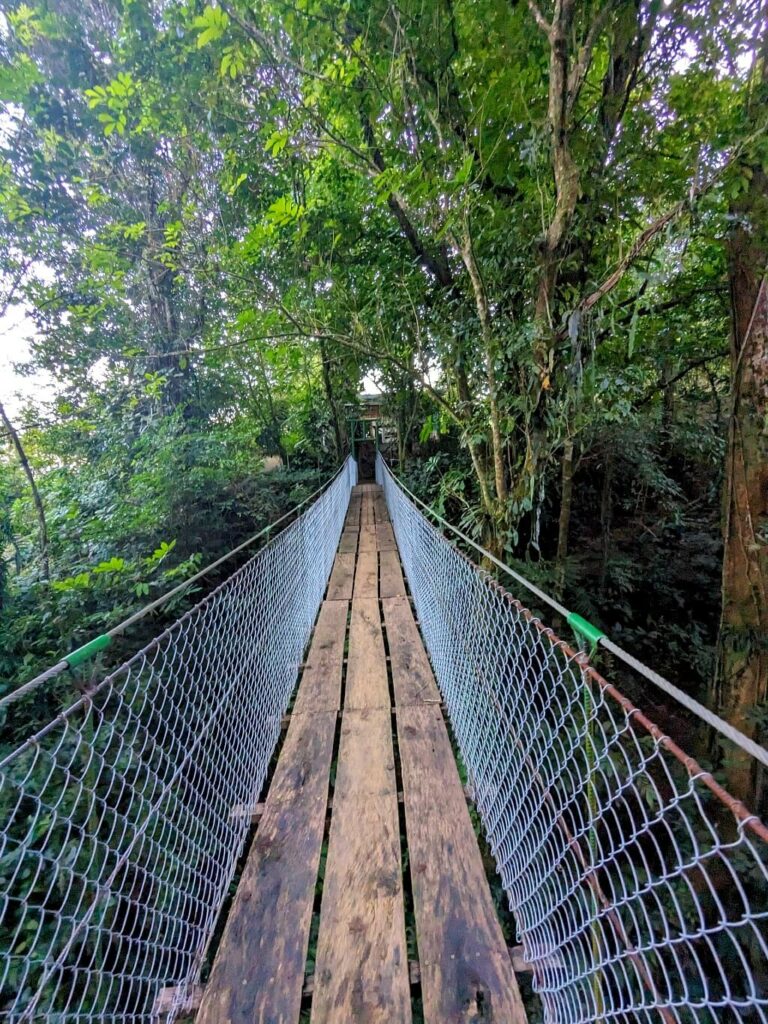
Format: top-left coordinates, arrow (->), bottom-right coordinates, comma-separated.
569,135 -> 765,327
527,0 -> 552,35
0,399 -> 49,580
636,351 -> 729,408
566,1 -> 618,115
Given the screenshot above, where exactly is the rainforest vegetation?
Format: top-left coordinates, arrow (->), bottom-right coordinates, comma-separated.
0,0 -> 766,799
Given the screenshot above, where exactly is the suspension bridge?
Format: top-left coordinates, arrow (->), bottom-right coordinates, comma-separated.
1,455 -> 766,1023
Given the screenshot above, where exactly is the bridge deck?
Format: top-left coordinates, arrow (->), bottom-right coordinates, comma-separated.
196,485 -> 527,1024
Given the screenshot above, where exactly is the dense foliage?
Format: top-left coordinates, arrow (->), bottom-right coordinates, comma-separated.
0,0 -> 766,797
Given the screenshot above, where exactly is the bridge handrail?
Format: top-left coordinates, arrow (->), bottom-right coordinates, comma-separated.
376,457 -> 768,772
1,458 -> 357,709
0,456 -> 357,1023
377,451 -> 768,1024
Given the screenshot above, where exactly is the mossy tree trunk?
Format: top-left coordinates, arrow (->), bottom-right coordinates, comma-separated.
713,40 -> 768,799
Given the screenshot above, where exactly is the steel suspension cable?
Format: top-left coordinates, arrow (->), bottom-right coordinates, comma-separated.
1,460 -> 350,710
0,456 -> 357,1024
377,456 -> 768,772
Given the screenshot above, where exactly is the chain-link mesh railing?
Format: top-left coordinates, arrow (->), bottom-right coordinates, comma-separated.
378,454 -> 768,1024
0,457 -> 356,1024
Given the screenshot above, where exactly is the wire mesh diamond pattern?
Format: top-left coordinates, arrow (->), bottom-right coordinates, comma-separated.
0,458 -> 356,1023
378,453 -> 768,1024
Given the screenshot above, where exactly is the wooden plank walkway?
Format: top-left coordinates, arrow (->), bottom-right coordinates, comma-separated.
197,484 -> 526,1024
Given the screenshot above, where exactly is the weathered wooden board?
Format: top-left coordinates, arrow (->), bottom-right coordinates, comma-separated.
353,549 -> 379,600
311,706 -> 411,1024
379,550 -> 406,599
396,702 -> 527,1024
358,527 -> 378,552
338,529 -> 359,553
382,596 -> 441,705
375,522 -> 397,551
327,551 -> 356,602
361,495 -> 375,526
345,598 -> 390,710
373,494 -> 389,524
197,707 -> 337,1024
345,499 -> 361,530
293,598 -> 348,714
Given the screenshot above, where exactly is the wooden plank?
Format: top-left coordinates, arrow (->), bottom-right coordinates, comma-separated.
345,498 -> 361,528
327,551 -> 355,601
197,707 -> 337,1024
358,527 -> 377,552
379,550 -> 406,599
353,549 -> 378,600
382,596 -> 441,705
375,522 -> 397,551
310,589 -> 409,1021
311,707 -> 410,1024
338,533 -> 358,554
374,494 -> 389,524
396,703 -> 527,1024
293,598 -> 348,714
345,598 -> 390,710
361,495 -> 375,526
154,984 -> 204,1015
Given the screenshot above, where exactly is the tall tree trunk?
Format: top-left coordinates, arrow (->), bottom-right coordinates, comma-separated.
555,437 -> 575,601
446,334 -> 495,519
713,38 -> 768,799
319,338 -> 345,460
531,0 -> 580,382
599,450 -> 614,599
254,350 -> 289,465
396,418 -> 406,471
143,177 -> 192,416
459,222 -> 508,508
0,401 -> 50,580
660,356 -> 675,454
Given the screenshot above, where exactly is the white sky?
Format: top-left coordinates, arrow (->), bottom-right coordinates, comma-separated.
0,302 -> 54,418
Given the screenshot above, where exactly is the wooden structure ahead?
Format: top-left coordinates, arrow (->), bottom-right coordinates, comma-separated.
196,485 -> 527,1024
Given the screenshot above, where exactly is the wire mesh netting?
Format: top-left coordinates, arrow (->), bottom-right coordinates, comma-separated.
0,458 -> 356,1023
378,454 -> 768,1024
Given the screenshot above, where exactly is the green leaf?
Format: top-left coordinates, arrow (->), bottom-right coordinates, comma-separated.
93,557 -> 126,574
193,6 -> 230,47
265,195 -> 305,227
226,172 -> 248,197
453,152 -> 474,186
264,129 -> 289,156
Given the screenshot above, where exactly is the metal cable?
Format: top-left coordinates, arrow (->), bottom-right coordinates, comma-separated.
1,462 -> 350,709
378,451 -> 768,1024
377,457 -> 768,771
0,457 -> 357,1023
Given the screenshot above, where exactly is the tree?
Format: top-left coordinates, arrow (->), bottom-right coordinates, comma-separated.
713,20 -> 768,797
0,399 -> 49,580
189,0 -> 759,555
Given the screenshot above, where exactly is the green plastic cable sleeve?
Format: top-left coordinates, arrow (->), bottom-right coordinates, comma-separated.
567,612 -> 606,650
65,634 -> 112,669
